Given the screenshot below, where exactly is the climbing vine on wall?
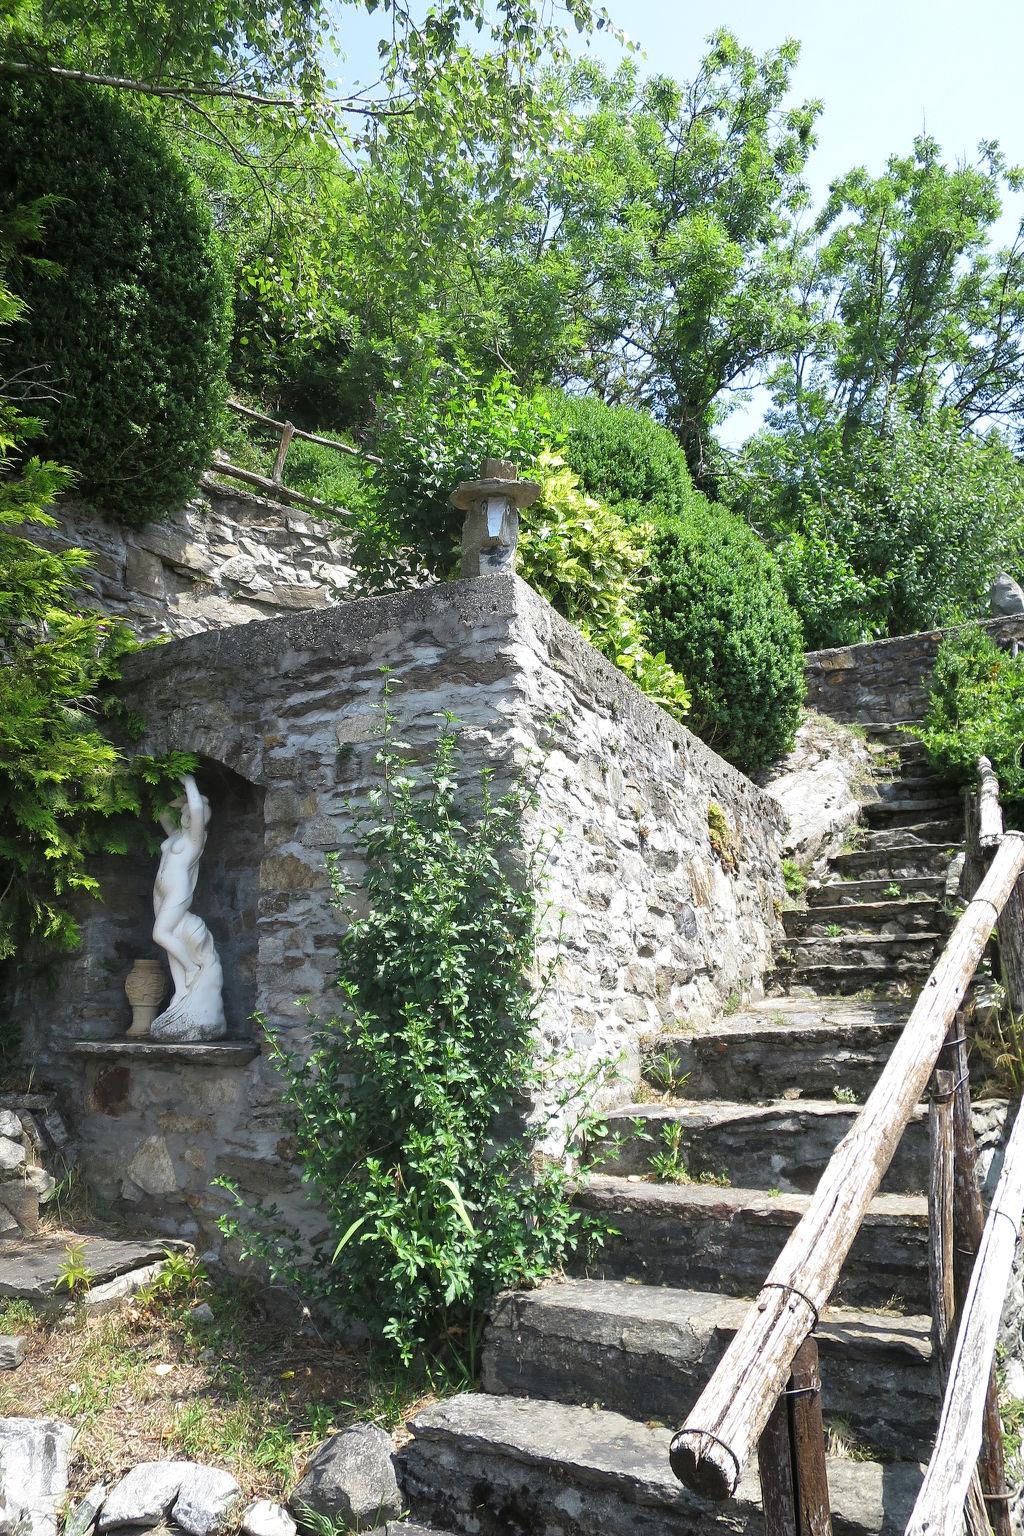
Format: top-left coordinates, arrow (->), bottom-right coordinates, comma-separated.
216,681 -> 610,1363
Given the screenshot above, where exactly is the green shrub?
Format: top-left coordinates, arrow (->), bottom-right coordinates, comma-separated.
547,394 -> 707,523
913,626 -> 1024,804
365,370 -> 557,585
0,208 -> 194,962
0,77 -> 230,525
216,691 -> 608,1363
518,454 -> 690,721
727,410 -> 1024,648
641,503 -> 805,774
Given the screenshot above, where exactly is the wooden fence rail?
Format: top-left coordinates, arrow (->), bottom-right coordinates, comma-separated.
907,1102 -> 1024,1534
669,826 -> 1024,1512
208,399 -> 382,513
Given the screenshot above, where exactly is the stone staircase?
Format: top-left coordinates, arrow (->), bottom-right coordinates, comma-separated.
392,722 -> 973,1535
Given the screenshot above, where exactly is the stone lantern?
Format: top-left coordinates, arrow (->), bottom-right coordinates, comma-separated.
451,458 -> 540,579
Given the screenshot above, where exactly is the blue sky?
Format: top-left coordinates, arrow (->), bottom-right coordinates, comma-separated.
333,0 -> 1024,440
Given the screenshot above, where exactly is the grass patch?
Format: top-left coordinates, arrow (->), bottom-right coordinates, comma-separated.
0,1269 -> 451,1501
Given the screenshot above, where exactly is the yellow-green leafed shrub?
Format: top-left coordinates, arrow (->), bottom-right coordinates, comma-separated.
518,453 -> 690,722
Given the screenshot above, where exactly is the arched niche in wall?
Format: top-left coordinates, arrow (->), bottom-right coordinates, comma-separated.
187,756 -> 266,1037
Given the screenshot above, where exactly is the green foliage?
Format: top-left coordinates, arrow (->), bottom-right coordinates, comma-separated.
546,395 -> 707,522
0,211 -> 195,964
640,503 -> 805,774
913,627 -> 1024,804
217,691 -> 609,1363
729,410 -> 1024,648
782,858 -> 807,898
362,371 -> 558,587
0,75 -> 230,524
55,1241 -> 95,1296
517,454 -> 690,722
136,1250 -> 208,1311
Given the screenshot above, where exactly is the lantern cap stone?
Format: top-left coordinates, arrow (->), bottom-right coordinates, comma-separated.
450,458 -> 540,512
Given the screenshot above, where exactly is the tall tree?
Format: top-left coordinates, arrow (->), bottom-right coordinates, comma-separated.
443,34 -> 823,485
770,135 -> 1024,444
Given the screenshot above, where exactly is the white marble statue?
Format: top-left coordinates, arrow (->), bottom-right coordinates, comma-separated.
149,774 -> 226,1042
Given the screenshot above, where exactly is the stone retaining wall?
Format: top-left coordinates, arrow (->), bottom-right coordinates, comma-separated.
805,615 -> 1024,725
14,576 -> 785,1249
30,481 -> 355,640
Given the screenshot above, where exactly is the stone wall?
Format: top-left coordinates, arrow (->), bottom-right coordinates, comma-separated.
805,614 -> 1024,725
30,480 -> 355,640
14,576 -> 785,1249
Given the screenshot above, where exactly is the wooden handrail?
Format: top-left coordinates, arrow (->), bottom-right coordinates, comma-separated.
205,461 -> 352,516
670,830 -> 1024,1502
906,1102 -> 1024,1534
225,399 -> 383,466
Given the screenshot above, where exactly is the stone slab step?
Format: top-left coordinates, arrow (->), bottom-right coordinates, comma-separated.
643,1003 -> 906,1102
783,899 -> 941,937
873,775 -> 955,800
860,720 -> 922,743
781,963 -> 927,997
780,932 -> 942,969
863,799 -> 961,830
369,1526 -> 459,1536
400,1393 -> 922,1536
856,820 -> 961,851
482,1278 -> 934,1461
0,1231 -> 176,1300
574,1176 -> 930,1312
808,876 -> 945,907
830,844 -> 957,881
596,1099 -> 929,1195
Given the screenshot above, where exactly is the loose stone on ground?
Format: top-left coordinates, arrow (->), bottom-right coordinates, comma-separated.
290,1425 -> 402,1529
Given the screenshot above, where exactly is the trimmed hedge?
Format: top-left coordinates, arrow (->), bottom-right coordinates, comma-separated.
547,394 -> 706,522
0,77 -> 230,525
642,503 -> 806,775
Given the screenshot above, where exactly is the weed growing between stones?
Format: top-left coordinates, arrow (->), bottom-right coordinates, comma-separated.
706,800 -> 738,873
217,681 -> 615,1367
782,858 -> 807,898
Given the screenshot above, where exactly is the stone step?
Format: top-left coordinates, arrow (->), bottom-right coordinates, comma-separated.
780,932 -> 942,971
781,963 -> 923,997
595,1099 -> 930,1195
808,876 -> 945,907
643,1001 -> 907,1103
482,1278 -> 935,1461
860,720 -> 922,744
856,820 -> 961,851
830,843 -> 955,881
0,1231 -> 176,1300
400,1393 -> 923,1536
574,1176 -> 930,1312
862,797 -> 961,829
873,775 -> 955,800
783,899 -> 941,938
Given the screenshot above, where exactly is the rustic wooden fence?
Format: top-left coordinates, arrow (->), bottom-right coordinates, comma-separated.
671,754 -> 1024,1536
206,399 -> 382,515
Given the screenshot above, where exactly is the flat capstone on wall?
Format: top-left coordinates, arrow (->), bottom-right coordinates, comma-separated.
13,575 -> 785,1251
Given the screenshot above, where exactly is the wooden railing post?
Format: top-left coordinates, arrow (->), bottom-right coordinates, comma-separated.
948,1020 -> 1012,1536
931,1030 -> 994,1536
271,420 -> 295,484
905,1106 -> 1024,1536
757,1337 -> 832,1536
